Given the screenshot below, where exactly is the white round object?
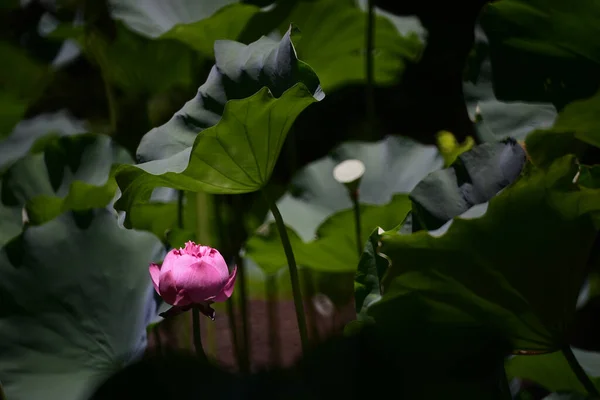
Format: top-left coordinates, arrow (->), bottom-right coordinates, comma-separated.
333,159 -> 366,184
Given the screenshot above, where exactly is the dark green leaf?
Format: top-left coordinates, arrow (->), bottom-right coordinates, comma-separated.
0,42 -> 51,138
354,228 -> 389,318
377,155 -> 600,352
480,0 -> 600,106
0,111 -> 86,172
136,26 -> 322,163
1,134 -> 132,225
110,0 -> 238,38
280,0 -> 423,92
463,29 -> 558,143
507,348 -> 600,396
410,139 -> 527,231
526,90 -> 600,168
161,4 -> 261,58
0,209 -> 162,400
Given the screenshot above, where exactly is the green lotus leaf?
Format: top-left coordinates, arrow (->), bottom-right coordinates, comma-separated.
507,348 -> 600,396
1,134 -> 132,226
279,0 -> 423,92
480,0 -> 600,106
246,193 -> 411,275
0,209 -> 162,400
409,139 -> 527,231
371,155 -> 600,352
526,89 -> 600,168
161,3 -> 261,58
135,26 -> 322,163
115,83 -> 320,227
110,0 -> 238,38
0,41 -> 51,138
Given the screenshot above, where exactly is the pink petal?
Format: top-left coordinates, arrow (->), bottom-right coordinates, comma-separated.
212,266 -> 237,302
149,263 -> 161,294
184,258 -> 230,303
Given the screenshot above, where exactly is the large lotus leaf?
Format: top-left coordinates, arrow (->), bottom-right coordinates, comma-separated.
161,3 -> 261,59
136,26 -> 323,163
0,41 -> 51,138
463,27 -> 557,143
278,0 -> 423,92
274,135 -> 443,241
479,0 -> 600,106
376,155 -> 600,352
115,84 -> 320,227
109,0 -> 238,38
1,134 -> 132,225
55,22 -> 195,96
409,139 -> 527,231
0,110 -> 87,172
526,90 -> 600,168
507,348 -> 600,396
246,194 -> 411,274
0,209 -> 162,400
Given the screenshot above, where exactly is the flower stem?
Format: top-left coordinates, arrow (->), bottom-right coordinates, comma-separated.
263,190 -> 309,354
562,345 -> 600,398
266,274 -> 281,366
365,0 -> 376,137
192,308 -> 207,362
234,251 -> 251,373
350,190 -> 362,257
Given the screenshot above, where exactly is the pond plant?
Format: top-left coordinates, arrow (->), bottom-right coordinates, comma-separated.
1,0 -> 600,399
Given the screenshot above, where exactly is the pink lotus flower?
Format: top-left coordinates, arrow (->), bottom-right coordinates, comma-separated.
149,241 -> 237,320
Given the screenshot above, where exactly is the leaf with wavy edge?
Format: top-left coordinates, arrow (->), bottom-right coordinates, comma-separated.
370,156 -> 600,352
115,83 -> 319,227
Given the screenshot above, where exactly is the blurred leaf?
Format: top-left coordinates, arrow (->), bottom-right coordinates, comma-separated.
274,135 -> 443,241
0,110 -> 87,172
436,130 -> 475,167
109,0 -> 238,38
480,0 -> 600,107
1,134 -> 132,225
161,3 -> 260,58
463,28 -> 558,143
377,155 -> 600,352
0,209 -> 163,400
410,139 -> 527,231
507,348 -> 600,396
61,22 -> 196,95
246,193 -> 411,274
0,41 -> 51,138
526,90 -> 600,168
242,135 -> 441,300
281,0 -> 423,92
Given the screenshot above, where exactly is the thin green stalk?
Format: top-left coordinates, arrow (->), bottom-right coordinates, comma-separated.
350,190 -> 362,257
234,251 -> 251,373
195,192 -> 217,358
263,190 -> 309,353
215,197 -> 246,373
562,345 -> 600,398
266,274 -> 281,366
192,308 -> 207,362
365,0 -> 376,137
